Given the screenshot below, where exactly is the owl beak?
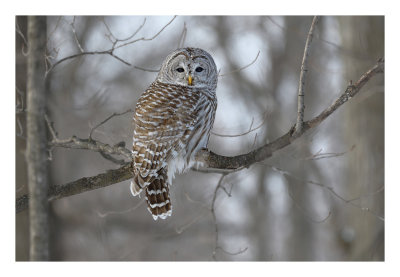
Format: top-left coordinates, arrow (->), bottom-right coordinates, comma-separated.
188,75 -> 193,86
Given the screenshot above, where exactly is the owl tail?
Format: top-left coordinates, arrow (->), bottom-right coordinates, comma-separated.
145,169 -> 172,220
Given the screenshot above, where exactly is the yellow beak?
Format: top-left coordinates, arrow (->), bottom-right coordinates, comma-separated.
188,75 -> 193,86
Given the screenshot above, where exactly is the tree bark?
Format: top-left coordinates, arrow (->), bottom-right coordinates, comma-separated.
26,16 -> 49,261
339,16 -> 384,261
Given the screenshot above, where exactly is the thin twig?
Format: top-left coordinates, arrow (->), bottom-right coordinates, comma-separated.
211,112 -> 267,138
216,246 -> 248,256
16,118 -> 23,137
174,186 -> 210,234
46,16 -> 62,47
45,50 -> 131,77
16,20 -> 28,55
220,183 -> 234,197
99,151 -> 127,165
102,18 -> 117,42
89,108 -> 133,140
16,20 -> 28,46
177,22 -> 187,48
219,51 -> 260,77
251,133 -> 258,148
286,184 -> 332,224
44,114 -> 58,139
133,65 -> 160,73
45,114 -> 132,159
210,174 -> 247,260
211,174 -> 226,260
71,16 -> 84,53
45,17 -> 63,73
294,16 -> 319,135
301,145 -> 356,161
266,16 -> 370,62
112,16 -> 177,51
103,17 -> 147,46
16,87 -> 25,113
50,136 -> 132,159
346,184 -> 384,203
45,16 -> 177,77
95,198 -> 145,218
264,162 -> 384,221
174,211 -> 209,235
106,18 -> 142,41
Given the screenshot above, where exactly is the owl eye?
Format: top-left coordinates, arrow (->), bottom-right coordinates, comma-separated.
195,67 -> 204,72
176,67 -> 185,73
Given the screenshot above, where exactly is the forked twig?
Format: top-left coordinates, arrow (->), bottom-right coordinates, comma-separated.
71,16 -> 84,53
263,162 -> 384,221
89,108 -> 133,140
45,16 -> 177,77
211,174 -> 247,260
301,145 -> 356,161
44,114 -> 132,160
219,51 -> 260,77
211,112 -> 268,138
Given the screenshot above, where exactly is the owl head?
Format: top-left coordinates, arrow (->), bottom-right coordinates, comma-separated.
156,47 -> 218,90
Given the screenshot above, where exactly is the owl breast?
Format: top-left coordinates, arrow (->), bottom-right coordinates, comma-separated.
131,81 -> 216,219
166,103 -> 215,185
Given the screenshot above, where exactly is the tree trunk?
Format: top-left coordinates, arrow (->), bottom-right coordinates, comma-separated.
26,16 -> 49,261
339,16 -> 384,260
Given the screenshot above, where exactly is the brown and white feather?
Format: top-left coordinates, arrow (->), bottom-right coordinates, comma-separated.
131,48 -> 218,220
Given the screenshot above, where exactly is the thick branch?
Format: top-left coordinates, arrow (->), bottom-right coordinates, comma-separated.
198,59 -> 384,169
16,163 -> 132,213
16,59 -> 384,213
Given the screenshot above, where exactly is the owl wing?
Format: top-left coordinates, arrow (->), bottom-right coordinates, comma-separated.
131,82 -> 209,194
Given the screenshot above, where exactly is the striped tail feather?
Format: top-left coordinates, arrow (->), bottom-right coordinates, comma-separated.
145,169 -> 172,220
130,172 -> 149,197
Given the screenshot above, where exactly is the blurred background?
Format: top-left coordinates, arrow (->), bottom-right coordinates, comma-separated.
16,16 -> 384,261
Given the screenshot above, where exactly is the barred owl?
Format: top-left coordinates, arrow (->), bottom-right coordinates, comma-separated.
131,48 -> 218,220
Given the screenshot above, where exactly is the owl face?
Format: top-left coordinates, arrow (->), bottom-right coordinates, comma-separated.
156,48 -> 218,89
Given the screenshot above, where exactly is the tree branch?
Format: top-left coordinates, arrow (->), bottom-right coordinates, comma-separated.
211,112 -> 268,138
218,50 -> 261,77
45,114 -> 132,160
294,16 -> 319,135
89,108 -> 133,140
71,16 -> 84,53
45,16 -> 177,77
17,163 -> 132,213
16,59 -> 384,213
196,58 -> 384,170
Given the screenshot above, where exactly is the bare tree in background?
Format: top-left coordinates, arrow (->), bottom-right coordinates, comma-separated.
25,16 -> 49,261
15,16 -> 384,261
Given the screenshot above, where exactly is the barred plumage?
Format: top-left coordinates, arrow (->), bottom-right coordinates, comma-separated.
131,48 -> 218,220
